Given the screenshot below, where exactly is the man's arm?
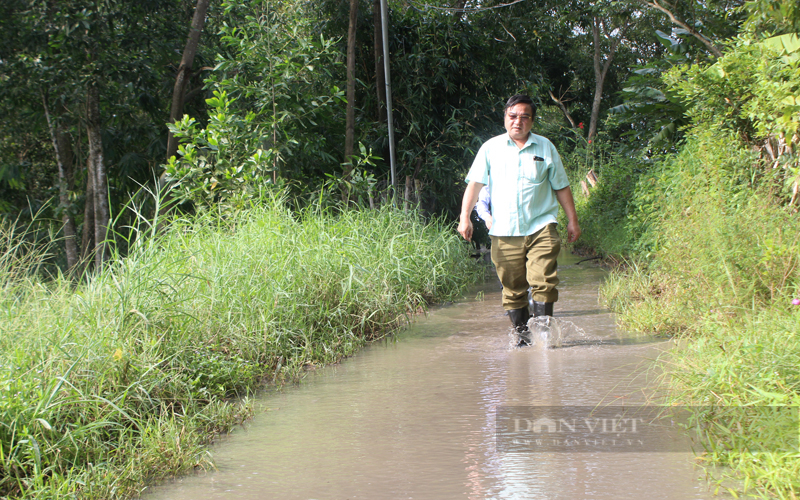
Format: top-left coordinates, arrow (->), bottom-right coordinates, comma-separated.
458,181 -> 485,242
555,186 -> 581,243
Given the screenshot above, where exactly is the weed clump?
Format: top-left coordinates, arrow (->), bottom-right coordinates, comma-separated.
0,202 -> 483,499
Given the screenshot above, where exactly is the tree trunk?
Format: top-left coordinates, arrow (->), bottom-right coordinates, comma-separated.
81,154 -> 95,271
588,17 -> 627,141
56,127 -> 78,271
452,0 -> 467,22
588,79 -> 603,141
87,83 -> 109,267
586,169 -> 598,187
42,93 -> 79,271
404,175 -> 412,212
344,0 -> 359,204
166,0 -> 211,163
373,0 -> 386,123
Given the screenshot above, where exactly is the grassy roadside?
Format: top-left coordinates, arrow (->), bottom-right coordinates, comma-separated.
596,195 -> 800,498
561,30 -> 800,496
0,200 -> 484,499
572,138 -> 800,497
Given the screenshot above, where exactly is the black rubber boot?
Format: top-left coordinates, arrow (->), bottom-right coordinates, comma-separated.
508,307 -> 531,346
530,300 -> 554,317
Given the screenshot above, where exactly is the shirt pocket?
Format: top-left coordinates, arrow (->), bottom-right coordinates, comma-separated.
521,157 -> 548,185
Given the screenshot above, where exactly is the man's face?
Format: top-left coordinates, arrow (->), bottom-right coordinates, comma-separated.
504,103 -> 534,143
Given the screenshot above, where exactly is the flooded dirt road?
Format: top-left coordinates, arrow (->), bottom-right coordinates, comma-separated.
145,254 -> 716,500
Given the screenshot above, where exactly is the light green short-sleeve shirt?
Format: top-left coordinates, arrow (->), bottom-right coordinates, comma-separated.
466,132 -> 569,237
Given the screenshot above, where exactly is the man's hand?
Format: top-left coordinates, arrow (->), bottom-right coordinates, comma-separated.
458,216 -> 474,242
485,215 -> 493,231
566,220 -> 581,243
555,187 -> 580,243
458,181 -> 484,242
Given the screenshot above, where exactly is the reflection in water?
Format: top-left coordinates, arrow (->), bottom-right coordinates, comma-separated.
144,255 -> 718,500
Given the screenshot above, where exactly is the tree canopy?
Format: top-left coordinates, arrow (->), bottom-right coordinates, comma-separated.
1,0 -> 796,269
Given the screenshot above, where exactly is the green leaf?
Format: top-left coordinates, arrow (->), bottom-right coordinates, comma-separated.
747,385 -> 789,403
763,33 -> 800,54
704,64 -> 725,78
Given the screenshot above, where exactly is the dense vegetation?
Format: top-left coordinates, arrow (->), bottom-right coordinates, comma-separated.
0,200 -> 482,498
2,0 -> 799,497
1,0 -> 673,270
574,14 -> 800,500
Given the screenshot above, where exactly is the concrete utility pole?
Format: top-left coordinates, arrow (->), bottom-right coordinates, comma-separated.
380,0 -> 397,195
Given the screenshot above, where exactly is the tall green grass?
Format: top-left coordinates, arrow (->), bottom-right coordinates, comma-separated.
0,199 -> 483,499
599,192 -> 800,497
665,309 -> 800,497
583,130 -> 800,497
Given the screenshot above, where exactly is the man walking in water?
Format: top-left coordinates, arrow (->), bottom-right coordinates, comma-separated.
457,94 -> 580,345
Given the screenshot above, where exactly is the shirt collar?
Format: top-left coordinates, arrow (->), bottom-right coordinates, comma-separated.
505,132 -> 537,149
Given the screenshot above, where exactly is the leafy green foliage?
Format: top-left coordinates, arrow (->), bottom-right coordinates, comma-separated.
667,34 -> 800,139
0,0 -> 222,271
608,30 -> 692,152
662,33 -> 800,208
743,0 -> 800,35
744,34 -> 800,139
1,0 -> 707,231
164,90 -> 278,209
161,0 -> 353,211
318,143 -> 380,208
209,0 -> 346,189
385,12 -> 510,216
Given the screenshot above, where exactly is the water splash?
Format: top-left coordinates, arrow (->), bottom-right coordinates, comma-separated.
529,316 -> 563,348
521,316 -> 622,349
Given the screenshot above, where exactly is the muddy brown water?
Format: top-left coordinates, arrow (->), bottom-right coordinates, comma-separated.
144,254 -> 719,500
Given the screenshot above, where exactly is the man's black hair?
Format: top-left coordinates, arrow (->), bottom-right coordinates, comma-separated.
504,94 -> 536,117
